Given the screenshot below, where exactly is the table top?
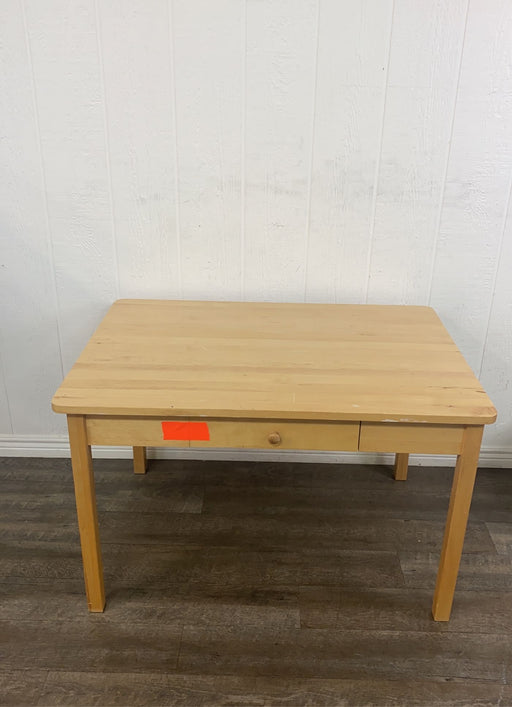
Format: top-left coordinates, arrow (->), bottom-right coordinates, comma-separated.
52,299 -> 496,424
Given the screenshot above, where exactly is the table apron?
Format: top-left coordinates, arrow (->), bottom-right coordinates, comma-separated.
359,422 -> 465,454
85,416 -> 469,455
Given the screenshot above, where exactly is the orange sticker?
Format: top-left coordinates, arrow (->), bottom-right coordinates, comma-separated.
161,421 -> 210,441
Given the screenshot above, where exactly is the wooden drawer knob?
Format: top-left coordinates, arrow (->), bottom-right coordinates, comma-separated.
268,431 -> 281,445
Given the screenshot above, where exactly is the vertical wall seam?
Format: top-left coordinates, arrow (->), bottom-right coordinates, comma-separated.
21,0 -> 66,379
168,0 -> 183,299
302,0 -> 321,303
478,163 -> 512,378
427,0 -> 470,306
94,0 -> 120,300
0,348 -> 14,434
240,0 -> 247,300
364,0 -> 395,304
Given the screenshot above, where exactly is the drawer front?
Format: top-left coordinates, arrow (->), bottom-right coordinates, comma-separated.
359,422 -> 464,454
191,420 -> 359,451
86,416 -> 359,451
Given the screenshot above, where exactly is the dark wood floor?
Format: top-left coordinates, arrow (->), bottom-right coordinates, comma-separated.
2,457 -> 512,706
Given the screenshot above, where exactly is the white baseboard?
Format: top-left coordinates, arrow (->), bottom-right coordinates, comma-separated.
0,434 -> 511,468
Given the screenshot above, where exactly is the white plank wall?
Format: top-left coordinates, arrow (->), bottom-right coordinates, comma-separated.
306,0 -> 393,303
244,0 -> 317,301
173,0 -> 243,300
0,0 -> 511,458
0,0 -> 63,435
367,0 -> 468,305
480,196 -> 512,451
97,0 -> 180,300
430,0 -> 512,374
24,0 -> 117,375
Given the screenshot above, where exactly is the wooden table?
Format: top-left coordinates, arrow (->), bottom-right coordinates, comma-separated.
52,299 -> 496,621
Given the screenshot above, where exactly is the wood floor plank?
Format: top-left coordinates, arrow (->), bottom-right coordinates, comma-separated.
178,624 -> 512,682
298,586 -> 341,629
400,551 -> 512,591
0,583 -> 93,622
201,483 -> 460,521
1,618 -> 182,673
3,509 -> 494,554
0,583 -> 299,630
201,460 -> 314,488
0,509 -> 79,543
0,670 -> 48,706
1,485 -> 203,515
300,586 -> 512,634
1,541 -> 84,582
98,513 -> 495,554
1,540 -> 404,590
486,522 -> 512,555
0,456 -> 199,482
35,671 -> 506,707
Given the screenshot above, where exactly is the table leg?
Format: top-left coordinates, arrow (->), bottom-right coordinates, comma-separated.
432,425 -> 483,621
133,446 -> 147,474
394,453 -> 409,481
67,414 -> 105,612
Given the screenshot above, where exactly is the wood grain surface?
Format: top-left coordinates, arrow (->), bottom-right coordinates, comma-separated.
52,299 -> 496,424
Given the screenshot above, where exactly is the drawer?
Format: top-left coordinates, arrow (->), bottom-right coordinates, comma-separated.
191,419 -> 359,451
359,422 -> 464,454
86,416 -> 360,451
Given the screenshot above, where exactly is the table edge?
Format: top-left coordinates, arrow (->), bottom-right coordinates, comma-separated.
51,399 -> 497,425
